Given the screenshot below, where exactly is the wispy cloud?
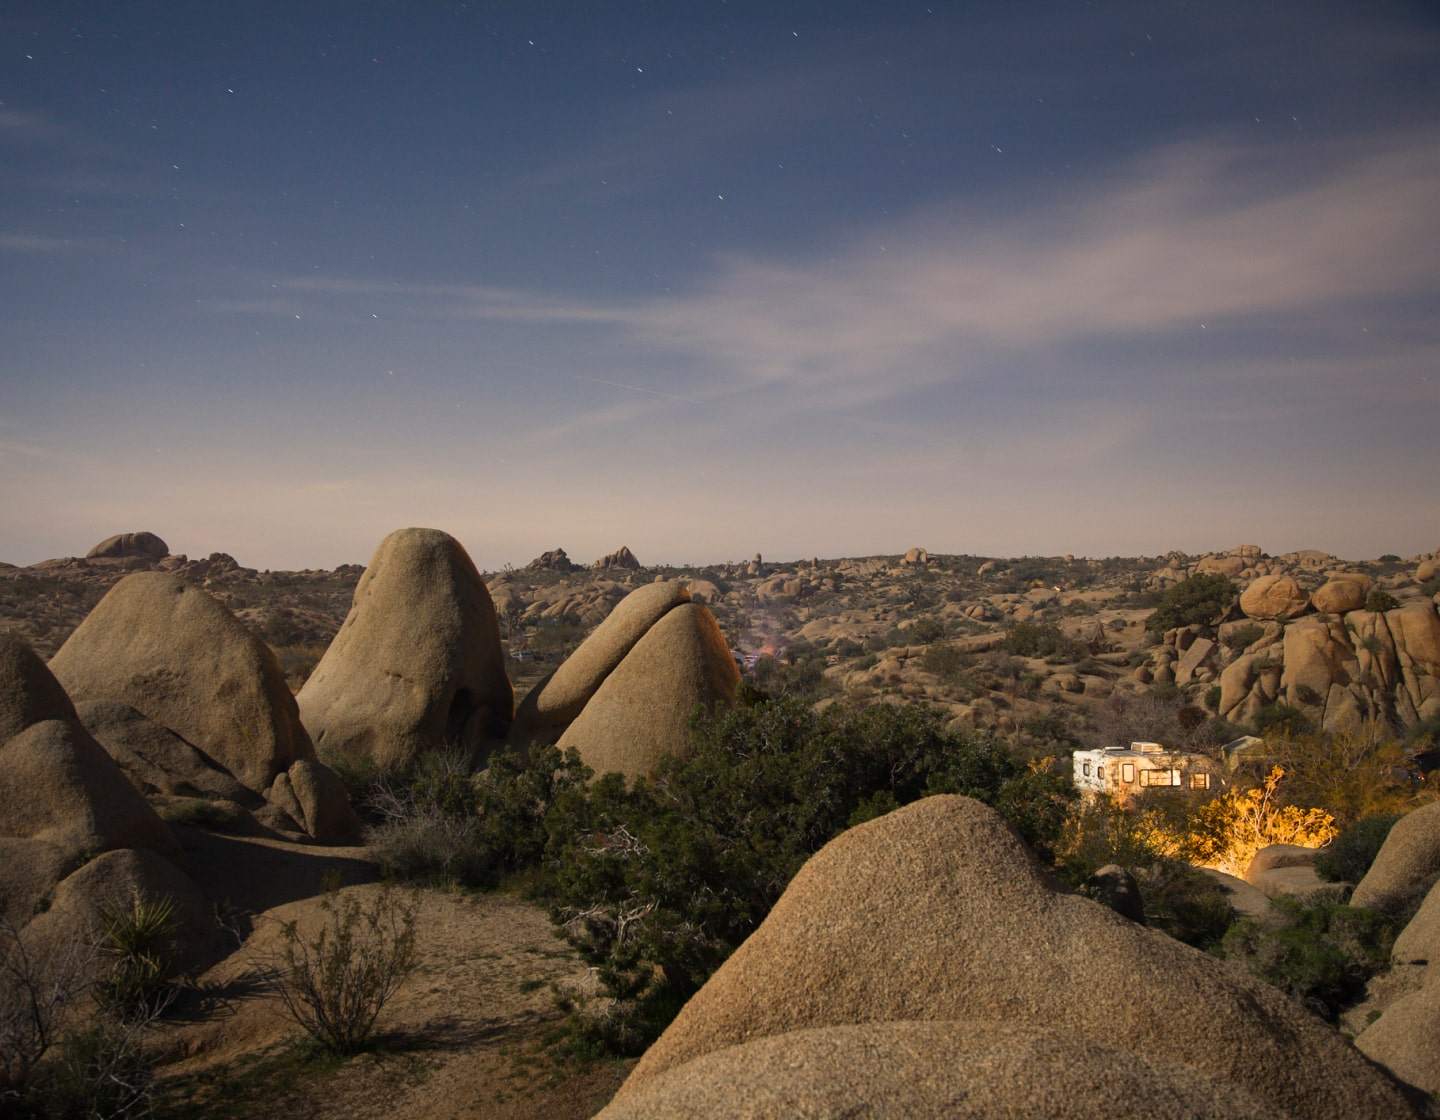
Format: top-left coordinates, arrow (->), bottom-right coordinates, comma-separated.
222,128 -> 1440,418
0,232 -> 117,255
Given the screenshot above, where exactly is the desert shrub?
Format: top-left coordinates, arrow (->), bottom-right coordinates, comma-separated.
1316,814 -> 1401,883
30,1017 -> 157,1120
918,642 -> 970,685
272,884 -> 419,1055
1204,685 -> 1223,712
1364,589 -> 1399,613
1185,768 -> 1338,877
1086,692 -> 1237,753
1001,622 -> 1084,662
96,894 -> 177,1020
542,697 -> 1074,1052
368,745 -> 588,889
0,921 -> 91,1100
1222,896 -> 1396,1019
907,617 -> 946,644
1145,575 -> 1236,634
1424,576 -> 1440,599
1252,703 -> 1313,738
1264,732 -> 1417,825
1221,623 -> 1265,652
1132,862 -> 1235,951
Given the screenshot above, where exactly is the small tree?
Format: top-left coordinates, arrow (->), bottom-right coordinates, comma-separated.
272,885 -> 419,1055
1186,767 -> 1338,877
1145,575 -> 1236,635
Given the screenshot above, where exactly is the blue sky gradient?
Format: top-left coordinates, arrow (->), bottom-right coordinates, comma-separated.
3,1 -> 1438,568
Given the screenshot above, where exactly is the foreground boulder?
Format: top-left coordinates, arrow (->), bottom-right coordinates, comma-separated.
1356,873 -> 1440,1095
51,573 -> 310,792
512,581 -> 691,746
556,603 -> 739,782
297,528 -> 511,771
599,1020 -> 1285,1120
612,796 -> 1413,1119
86,531 -> 169,560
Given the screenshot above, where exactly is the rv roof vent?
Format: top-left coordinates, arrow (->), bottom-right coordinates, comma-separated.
1132,741 -> 1165,753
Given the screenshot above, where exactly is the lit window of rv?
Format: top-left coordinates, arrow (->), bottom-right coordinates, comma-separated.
1140,768 -> 1181,788
1122,762 -> 1135,784
1190,772 -> 1211,790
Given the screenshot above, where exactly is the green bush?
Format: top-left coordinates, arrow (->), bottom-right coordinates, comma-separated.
1222,896 -> 1396,1020
368,745 -> 589,889
1145,575 -> 1236,634
1252,703 -> 1313,737
1315,815 -> 1401,883
1133,862 -> 1235,951
541,697 -> 1075,1052
1001,622 -> 1085,661
1364,589 -> 1399,613
1221,623 -> 1265,652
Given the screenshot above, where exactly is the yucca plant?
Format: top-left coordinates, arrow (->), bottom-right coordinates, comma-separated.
96,893 -> 177,1020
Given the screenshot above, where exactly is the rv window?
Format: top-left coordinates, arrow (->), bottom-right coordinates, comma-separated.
1122,763 -> 1135,784
1082,762 -> 1091,777
1097,765 -> 1105,780
1140,768 -> 1180,788
1190,772 -> 1211,790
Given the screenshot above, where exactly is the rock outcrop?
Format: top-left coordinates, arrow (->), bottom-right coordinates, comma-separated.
512,581 -> 691,746
526,548 -> 579,572
556,603 -> 739,782
297,528 -> 511,771
611,796 -> 1412,1120
594,546 -> 641,570
1312,574 -> 1371,615
49,573 -> 355,840
86,531 -> 169,560
50,573 -> 310,792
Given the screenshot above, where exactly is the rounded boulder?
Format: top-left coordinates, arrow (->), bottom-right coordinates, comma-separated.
85,531 -> 169,560
297,528 -> 512,771
1240,574 -> 1310,621
613,796 -> 1411,1120
50,573 -> 312,793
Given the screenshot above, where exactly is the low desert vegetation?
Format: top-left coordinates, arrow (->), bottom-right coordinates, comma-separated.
1145,574 -> 1236,634
271,883 -> 419,1056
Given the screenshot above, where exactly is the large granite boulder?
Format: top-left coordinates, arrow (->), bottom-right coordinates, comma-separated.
555,603 -> 739,783
297,528 -> 512,771
612,796 -> 1412,1119
85,531 -> 169,560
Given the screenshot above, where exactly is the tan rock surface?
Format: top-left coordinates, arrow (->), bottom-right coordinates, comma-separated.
297,528 -> 511,771
1240,574 -> 1309,621
51,572 -> 311,792
0,633 -> 77,743
556,603 -> 738,783
1353,801 -> 1440,913
615,796 -> 1411,1120
511,581 -> 690,747
598,1020 -> 1284,1120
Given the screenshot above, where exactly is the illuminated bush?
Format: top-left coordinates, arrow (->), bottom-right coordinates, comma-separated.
1185,767 -> 1338,877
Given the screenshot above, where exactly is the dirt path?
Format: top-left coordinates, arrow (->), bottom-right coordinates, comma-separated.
152,831 -> 632,1119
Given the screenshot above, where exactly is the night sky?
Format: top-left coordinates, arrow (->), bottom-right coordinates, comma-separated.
3,1 -> 1438,569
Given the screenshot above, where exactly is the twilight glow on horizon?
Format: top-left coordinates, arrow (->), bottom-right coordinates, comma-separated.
3,1 -> 1438,570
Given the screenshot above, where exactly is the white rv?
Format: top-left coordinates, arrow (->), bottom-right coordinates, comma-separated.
1072,741 -> 1220,800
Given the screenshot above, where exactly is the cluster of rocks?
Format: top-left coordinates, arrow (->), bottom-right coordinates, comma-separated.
512,580 -> 739,781
593,545 -> 641,570
525,547 -> 579,572
599,796 -> 1414,1118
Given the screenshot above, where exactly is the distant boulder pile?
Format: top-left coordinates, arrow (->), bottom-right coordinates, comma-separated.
297,528 -> 512,771
602,796 -> 1413,1119
85,530 -> 169,560
513,581 -> 739,782
49,572 -> 358,841
594,545 -> 641,570
526,547 -> 579,572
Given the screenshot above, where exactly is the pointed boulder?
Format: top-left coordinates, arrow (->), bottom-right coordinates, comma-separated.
297,528 -> 512,771
0,634 -> 78,743
556,603 -> 738,783
512,580 -> 691,746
